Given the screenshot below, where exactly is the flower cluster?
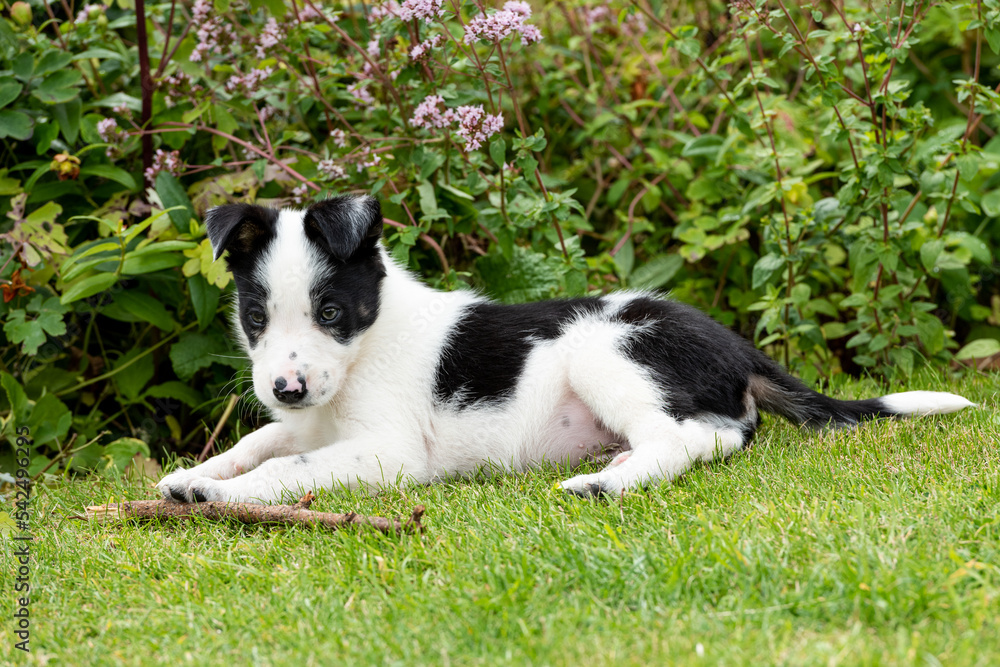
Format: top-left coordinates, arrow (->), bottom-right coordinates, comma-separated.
159,72 -> 201,108
144,149 -> 183,183
369,1 -> 401,23
292,183 -> 310,204
225,67 -> 273,94
410,95 -> 503,151
399,0 -> 444,21
74,4 -> 103,25
330,129 -> 348,148
97,118 -> 125,159
354,147 -> 382,172
255,18 -> 283,59
453,105 -> 504,150
190,0 -> 236,63
317,159 -> 346,181
464,2 -> 542,46
411,95 -> 454,129
410,34 -> 445,60
348,82 -> 376,108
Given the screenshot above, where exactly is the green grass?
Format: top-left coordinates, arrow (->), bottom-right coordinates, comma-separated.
3,371 -> 999,666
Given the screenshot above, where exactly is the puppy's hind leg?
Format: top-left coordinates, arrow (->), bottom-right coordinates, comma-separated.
557,330 -> 748,497
559,417 -> 747,497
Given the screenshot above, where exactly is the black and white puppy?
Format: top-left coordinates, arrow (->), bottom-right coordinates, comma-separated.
157,195 -> 973,503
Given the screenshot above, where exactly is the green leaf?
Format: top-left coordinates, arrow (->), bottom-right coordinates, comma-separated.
32,70 -> 83,104
28,393 -> 72,447
920,239 -> 944,272
113,348 -> 155,402
155,172 -> 196,231
915,312 -> 945,355
956,338 -> 1000,360
3,310 -> 46,355
476,246 -> 563,303
144,381 -> 205,408
0,372 -> 30,425
0,81 -> 22,110
0,110 -> 34,140
752,253 -> 785,289
114,291 -> 175,331
681,134 -> 724,159
630,254 -> 683,290
72,48 -> 126,61
121,252 -> 186,275
490,137 -> 506,167
169,332 -> 231,381
79,164 -> 137,191
981,190 -> 1000,217
60,272 -> 118,305
99,437 -> 151,473
52,99 -> 82,144
36,51 -> 73,75
188,275 -> 221,331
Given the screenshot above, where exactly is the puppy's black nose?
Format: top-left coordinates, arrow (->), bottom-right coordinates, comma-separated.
273,375 -> 307,404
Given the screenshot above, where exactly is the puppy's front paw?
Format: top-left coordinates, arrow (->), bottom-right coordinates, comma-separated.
157,468 -> 201,503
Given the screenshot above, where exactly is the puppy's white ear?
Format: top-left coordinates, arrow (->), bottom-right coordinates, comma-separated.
303,195 -> 383,262
204,204 -> 279,262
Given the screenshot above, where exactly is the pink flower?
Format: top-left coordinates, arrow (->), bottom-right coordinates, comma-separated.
355,147 -> 382,172
399,0 -> 444,21
97,118 -> 119,142
464,6 -> 542,46
370,1 -> 402,22
292,183 -> 309,204
225,67 -> 273,93
503,1 -> 531,17
256,18 -> 283,59
411,94 -> 455,129
318,159 -> 346,181
190,0 -> 236,63
348,83 -> 376,107
453,105 -> 503,151
582,6 -> 610,28
144,149 -> 183,183
622,12 -> 647,37
410,33 -> 444,60
74,4 -> 103,25
330,129 -> 348,147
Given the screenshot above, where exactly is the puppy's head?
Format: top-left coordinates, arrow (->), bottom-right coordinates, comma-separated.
205,195 -> 385,412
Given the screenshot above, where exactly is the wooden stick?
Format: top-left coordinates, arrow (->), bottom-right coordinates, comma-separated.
83,492 -> 424,534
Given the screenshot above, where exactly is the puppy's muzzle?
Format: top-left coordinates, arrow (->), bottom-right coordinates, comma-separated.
273,375 -> 307,405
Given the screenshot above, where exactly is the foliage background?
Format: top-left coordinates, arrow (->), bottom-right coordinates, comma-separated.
0,0 -> 997,474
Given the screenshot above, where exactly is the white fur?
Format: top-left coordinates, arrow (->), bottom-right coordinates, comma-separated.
879,391 -> 975,416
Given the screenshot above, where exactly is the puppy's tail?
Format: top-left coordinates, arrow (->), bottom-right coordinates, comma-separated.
748,362 -> 974,429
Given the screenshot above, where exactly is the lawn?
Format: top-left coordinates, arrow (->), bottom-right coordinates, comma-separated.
3,371 -> 998,666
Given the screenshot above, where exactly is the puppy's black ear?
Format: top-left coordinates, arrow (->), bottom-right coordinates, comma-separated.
204,204 -> 280,263
303,195 -> 383,262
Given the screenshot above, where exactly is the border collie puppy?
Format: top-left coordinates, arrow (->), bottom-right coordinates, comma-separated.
157,195 -> 973,504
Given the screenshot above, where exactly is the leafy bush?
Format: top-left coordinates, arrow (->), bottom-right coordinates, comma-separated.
1,0 -> 997,474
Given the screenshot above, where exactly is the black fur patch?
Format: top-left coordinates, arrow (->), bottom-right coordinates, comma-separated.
613,297 -> 763,423
204,204 -> 280,268
304,196 -> 383,262
303,196 -> 386,344
433,299 -> 604,408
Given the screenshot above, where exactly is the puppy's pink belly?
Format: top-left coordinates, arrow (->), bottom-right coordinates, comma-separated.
539,393 -> 623,466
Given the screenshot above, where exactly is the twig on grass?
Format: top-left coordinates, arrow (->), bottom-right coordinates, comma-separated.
83,492 -> 425,535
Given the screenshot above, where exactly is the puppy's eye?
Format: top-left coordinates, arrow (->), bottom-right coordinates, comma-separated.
319,306 -> 341,324
249,310 -> 266,326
